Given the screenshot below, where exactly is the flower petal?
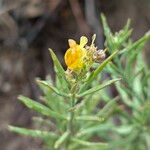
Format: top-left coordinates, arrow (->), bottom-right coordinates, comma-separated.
68,39 -> 76,48
80,36 -> 88,47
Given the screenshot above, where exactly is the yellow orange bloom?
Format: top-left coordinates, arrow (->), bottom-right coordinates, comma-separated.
64,36 -> 88,70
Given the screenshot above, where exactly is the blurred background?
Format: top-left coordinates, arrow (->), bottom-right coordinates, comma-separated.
0,0 -> 150,149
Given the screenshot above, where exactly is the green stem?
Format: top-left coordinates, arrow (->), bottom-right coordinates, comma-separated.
68,95 -> 75,133
66,84 -> 77,148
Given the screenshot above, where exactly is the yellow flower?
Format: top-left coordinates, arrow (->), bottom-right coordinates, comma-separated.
64,36 -> 88,70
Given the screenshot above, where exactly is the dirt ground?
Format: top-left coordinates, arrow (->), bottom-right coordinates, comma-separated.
0,0 -> 150,149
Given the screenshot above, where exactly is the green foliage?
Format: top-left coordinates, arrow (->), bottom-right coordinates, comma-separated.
9,14 -> 150,150
79,50 -> 119,93
10,47 -> 119,149
101,13 -> 150,150
9,126 -> 57,139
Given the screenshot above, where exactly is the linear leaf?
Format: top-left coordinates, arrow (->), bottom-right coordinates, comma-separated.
120,31 -> 150,54
101,13 -> 112,37
76,116 -> 104,122
80,50 -> 118,93
123,19 -> 131,32
49,49 -> 70,91
76,124 -> 114,137
97,97 -> 118,118
112,125 -> 133,135
54,131 -> 70,149
72,138 -> 108,148
49,48 -> 65,77
87,51 -> 118,81
36,79 -> 69,98
116,19 -> 132,45
118,29 -> 132,45
9,126 -> 57,139
18,95 -> 66,120
79,78 -> 120,97
101,13 -> 117,51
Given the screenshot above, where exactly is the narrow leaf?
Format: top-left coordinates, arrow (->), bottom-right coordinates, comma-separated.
18,95 -> 66,120
36,79 -> 69,98
80,50 -> 118,93
49,48 -> 65,77
49,48 -> 70,91
101,13 -> 116,51
79,78 -> 121,97
118,29 -> 132,45
98,97 -> 119,118
72,138 -> 108,148
54,131 -> 70,149
101,13 -> 111,37
124,19 -> 131,32
76,124 -> 114,137
120,31 -> 150,54
76,116 -> 104,122
9,126 -> 57,139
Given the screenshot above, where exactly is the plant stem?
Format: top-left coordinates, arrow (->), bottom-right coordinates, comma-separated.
68,94 -> 75,134
66,84 -> 77,148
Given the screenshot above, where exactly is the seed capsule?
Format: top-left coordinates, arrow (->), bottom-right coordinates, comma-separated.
93,50 -> 106,63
